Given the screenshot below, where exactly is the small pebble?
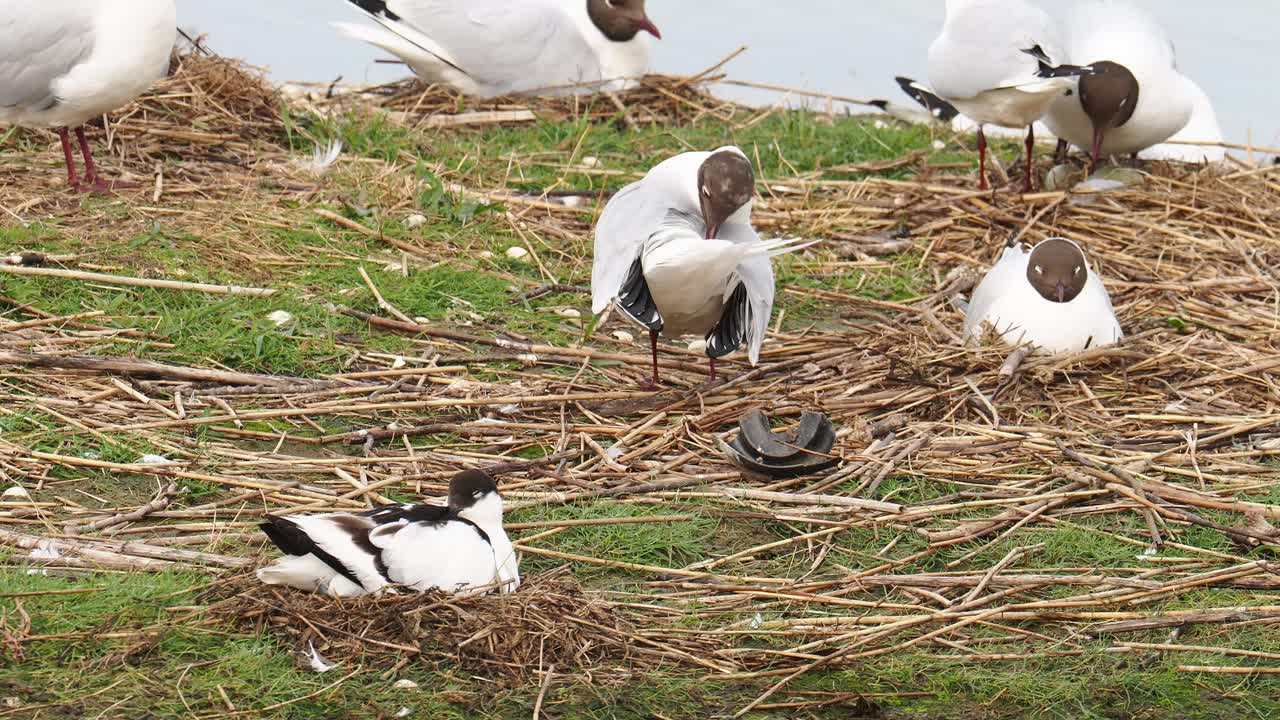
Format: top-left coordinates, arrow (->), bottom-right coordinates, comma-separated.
392,679 -> 419,690
687,338 -> 707,354
405,213 -> 426,229
611,330 -> 634,343
580,156 -> 600,168
2,485 -> 30,498
266,310 -> 295,328
505,246 -> 530,261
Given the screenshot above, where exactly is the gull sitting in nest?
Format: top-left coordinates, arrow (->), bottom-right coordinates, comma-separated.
963,235 -> 1122,354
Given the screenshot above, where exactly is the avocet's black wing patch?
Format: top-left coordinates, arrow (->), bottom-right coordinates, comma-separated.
895,76 -> 960,123
706,282 -> 748,359
360,502 -> 448,525
616,256 -> 663,332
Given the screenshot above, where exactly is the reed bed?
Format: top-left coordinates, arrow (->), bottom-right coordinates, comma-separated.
1,50 -> 1278,713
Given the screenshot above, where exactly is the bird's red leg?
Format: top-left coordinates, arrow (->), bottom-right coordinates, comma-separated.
57,128 -> 80,188
1023,125 -> 1035,193
73,127 -> 111,193
707,357 -> 717,383
977,125 -> 989,191
643,330 -> 660,389
75,126 -> 131,193
1055,138 -> 1069,164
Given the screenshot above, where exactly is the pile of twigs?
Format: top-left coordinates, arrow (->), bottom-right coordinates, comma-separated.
196,568 -> 658,682
288,71 -> 739,129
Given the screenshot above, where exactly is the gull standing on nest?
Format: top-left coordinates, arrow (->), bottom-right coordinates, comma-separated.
591,147 -> 815,388
0,0 -> 177,192
334,0 -> 661,96
964,235 -> 1122,354
257,469 -> 520,598
1042,0 -> 1196,171
927,0 -> 1096,191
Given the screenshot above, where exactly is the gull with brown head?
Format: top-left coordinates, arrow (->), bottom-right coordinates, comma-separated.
963,236 -> 1122,354
333,0 -> 660,97
591,147 -> 815,387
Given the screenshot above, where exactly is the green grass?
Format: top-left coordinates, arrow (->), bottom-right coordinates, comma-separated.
509,501 -> 718,573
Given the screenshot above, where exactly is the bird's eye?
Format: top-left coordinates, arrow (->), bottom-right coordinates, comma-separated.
1074,266 -> 1082,275
472,490 -> 484,498
1034,265 -> 1043,274
607,0 -> 620,7
701,185 -> 711,198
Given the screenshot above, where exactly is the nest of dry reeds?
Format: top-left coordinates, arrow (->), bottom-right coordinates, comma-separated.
291,72 -> 739,128
135,48 -> 281,137
198,569 -> 639,682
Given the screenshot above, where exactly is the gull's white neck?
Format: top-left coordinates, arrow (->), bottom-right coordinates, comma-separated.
564,0 -> 650,85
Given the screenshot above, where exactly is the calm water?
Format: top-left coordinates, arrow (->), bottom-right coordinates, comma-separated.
176,0 -> 1280,146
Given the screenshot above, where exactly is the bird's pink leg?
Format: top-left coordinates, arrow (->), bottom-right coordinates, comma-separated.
57,128 -> 81,188
707,357 -> 717,383
74,127 -> 112,193
977,125 -> 989,191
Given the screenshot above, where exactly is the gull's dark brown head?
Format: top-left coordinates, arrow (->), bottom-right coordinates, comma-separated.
448,469 -> 499,511
1079,60 -> 1139,131
586,0 -> 661,41
1026,238 -> 1088,303
697,151 -> 755,239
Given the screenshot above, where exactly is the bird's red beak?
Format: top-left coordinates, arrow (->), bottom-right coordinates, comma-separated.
637,15 -> 661,39
706,224 -> 719,240
1056,283 -> 1067,303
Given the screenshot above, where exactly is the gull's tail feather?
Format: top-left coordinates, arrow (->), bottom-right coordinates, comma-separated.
895,76 -> 960,123
748,236 -> 821,259
336,0 -> 464,73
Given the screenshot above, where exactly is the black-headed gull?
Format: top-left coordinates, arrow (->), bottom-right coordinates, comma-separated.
0,0 -> 177,192
1043,0 -> 1195,170
964,236 -> 1122,354
257,469 -> 519,597
928,0 -> 1095,191
591,147 -> 813,387
334,0 -> 660,97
